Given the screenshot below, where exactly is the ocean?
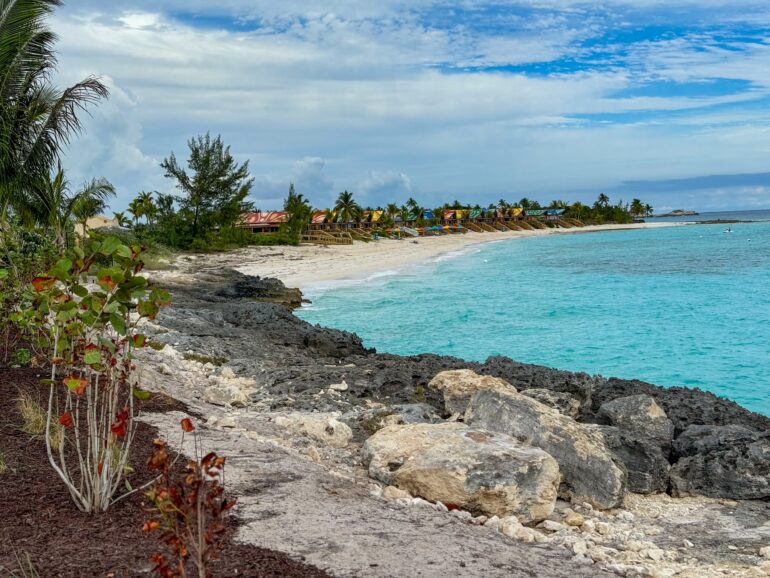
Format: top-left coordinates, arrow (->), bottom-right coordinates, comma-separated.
297,219 -> 770,416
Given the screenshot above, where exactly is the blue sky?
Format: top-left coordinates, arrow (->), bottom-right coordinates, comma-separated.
53,1 -> 770,212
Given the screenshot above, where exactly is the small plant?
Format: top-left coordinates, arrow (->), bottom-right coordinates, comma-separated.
144,418 -> 235,578
182,352 -> 228,366
26,236 -> 171,512
1,550 -> 40,578
0,450 -> 9,474
11,348 -> 32,367
148,340 -> 167,351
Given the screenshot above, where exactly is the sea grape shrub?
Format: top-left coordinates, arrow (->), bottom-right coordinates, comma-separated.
28,236 -> 171,512
144,419 -> 236,578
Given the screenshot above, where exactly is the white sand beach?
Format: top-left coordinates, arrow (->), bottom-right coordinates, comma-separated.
226,222 -> 683,291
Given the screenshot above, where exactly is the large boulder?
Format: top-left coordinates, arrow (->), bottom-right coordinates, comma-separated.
596,426 -> 670,494
429,369 -> 517,415
670,425 -> 770,499
522,388 -> 581,419
597,394 -> 674,453
362,422 -> 560,523
466,388 -> 627,509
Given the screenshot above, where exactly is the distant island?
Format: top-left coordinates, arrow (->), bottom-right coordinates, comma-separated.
658,209 -> 700,217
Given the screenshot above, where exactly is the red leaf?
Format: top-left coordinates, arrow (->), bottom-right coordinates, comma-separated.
180,418 -> 195,433
59,412 -> 73,427
31,276 -> 56,292
445,503 -> 461,511
97,462 -> 104,476
110,406 -> 129,437
63,375 -> 88,395
143,520 -> 160,533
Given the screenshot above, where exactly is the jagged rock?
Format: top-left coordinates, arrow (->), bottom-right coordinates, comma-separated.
273,412 -> 353,447
597,395 -> 674,452
362,422 -> 560,523
355,403 -> 442,437
522,388 -> 581,418
204,384 -> 249,407
597,425 -> 670,494
466,387 -> 627,509
429,369 -> 517,415
670,425 -> 770,499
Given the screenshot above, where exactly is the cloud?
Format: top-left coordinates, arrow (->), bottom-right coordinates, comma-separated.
357,171 -> 413,204
47,1 -> 770,212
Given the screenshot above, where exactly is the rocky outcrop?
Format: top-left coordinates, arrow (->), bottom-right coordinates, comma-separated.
670,425 -> 770,499
597,394 -> 674,453
596,426 -> 670,494
362,423 -> 560,523
465,387 -> 627,509
429,369 -> 517,415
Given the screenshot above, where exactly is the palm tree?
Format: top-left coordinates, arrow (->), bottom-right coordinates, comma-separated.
596,193 -> 610,208
72,177 -> 116,240
334,190 -> 360,224
137,191 -> 156,225
630,198 -> 644,217
27,166 -> 115,252
644,203 -> 653,217
127,198 -> 144,227
0,0 -> 109,222
113,211 -> 130,228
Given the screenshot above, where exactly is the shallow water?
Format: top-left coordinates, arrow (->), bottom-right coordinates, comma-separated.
298,222 -> 770,416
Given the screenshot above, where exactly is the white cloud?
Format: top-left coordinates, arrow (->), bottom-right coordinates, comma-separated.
48,2 -> 770,212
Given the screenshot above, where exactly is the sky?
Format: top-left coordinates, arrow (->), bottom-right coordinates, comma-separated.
52,0 -> 770,213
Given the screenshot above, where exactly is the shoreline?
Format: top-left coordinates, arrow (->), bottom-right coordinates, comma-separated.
232,222 -> 684,292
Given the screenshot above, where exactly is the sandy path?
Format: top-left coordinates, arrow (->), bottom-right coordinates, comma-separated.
228,223 -> 683,291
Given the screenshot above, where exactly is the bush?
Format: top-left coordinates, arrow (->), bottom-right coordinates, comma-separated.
26,236 -> 171,512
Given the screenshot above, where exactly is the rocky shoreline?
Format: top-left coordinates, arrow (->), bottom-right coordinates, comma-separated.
138,265 -> 770,577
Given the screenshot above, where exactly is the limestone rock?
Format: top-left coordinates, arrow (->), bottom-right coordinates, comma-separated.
597,395 -> 674,453
382,485 -> 411,500
273,412 -> 353,447
564,509 -> 585,527
204,383 -> 249,407
598,425 -> 670,494
671,425 -> 770,499
329,380 -> 348,391
522,388 -> 581,419
220,366 -> 237,379
362,422 -> 559,523
429,369 -> 517,415
466,387 -> 627,509
760,546 -> 770,559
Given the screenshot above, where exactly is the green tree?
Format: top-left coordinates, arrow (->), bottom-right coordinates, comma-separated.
282,183 -> 312,241
0,0 -> 108,222
137,191 -> 156,226
595,193 -> 610,208
71,177 -> 116,239
334,190 -> 361,223
27,166 -> 115,252
127,198 -> 144,227
160,133 -> 254,243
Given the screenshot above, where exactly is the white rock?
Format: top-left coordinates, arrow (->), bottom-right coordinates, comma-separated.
582,519 -> 596,533
220,367 -> 236,379
382,485 -> 411,500
204,384 -> 249,407
451,509 -> 473,521
329,380 -> 349,391
273,412 -> 353,447
435,501 -> 449,512
411,497 -> 434,509
573,540 -> 589,556
682,539 -> 694,548
429,369 -> 517,415
595,522 -> 612,536
617,511 -> 636,522
760,546 -> 770,559
539,520 -> 566,532
159,363 -> 174,375
484,515 -> 501,531
218,416 -> 238,428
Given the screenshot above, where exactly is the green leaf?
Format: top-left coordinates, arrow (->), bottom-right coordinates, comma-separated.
115,244 -> 132,259
0,269 -> 8,280
110,312 -> 127,335
84,350 -> 101,365
72,246 -> 85,260
132,334 -> 147,348
137,300 -> 159,319
133,388 -> 151,400
98,236 -> 122,256
50,258 -> 73,281
71,284 -> 89,298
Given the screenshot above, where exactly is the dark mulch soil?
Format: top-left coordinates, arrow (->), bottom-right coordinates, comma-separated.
0,356 -> 333,578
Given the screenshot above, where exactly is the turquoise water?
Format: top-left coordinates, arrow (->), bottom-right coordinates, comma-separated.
297,223 -> 770,416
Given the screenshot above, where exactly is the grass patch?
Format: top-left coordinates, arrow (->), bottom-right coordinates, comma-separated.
2,550 -> 40,578
0,450 -> 9,475
16,392 -> 62,447
147,340 -> 167,351
182,352 -> 228,366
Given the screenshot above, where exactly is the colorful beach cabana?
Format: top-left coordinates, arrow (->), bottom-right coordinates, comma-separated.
525,209 -> 546,218
239,211 -> 288,233
545,209 -> 566,220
